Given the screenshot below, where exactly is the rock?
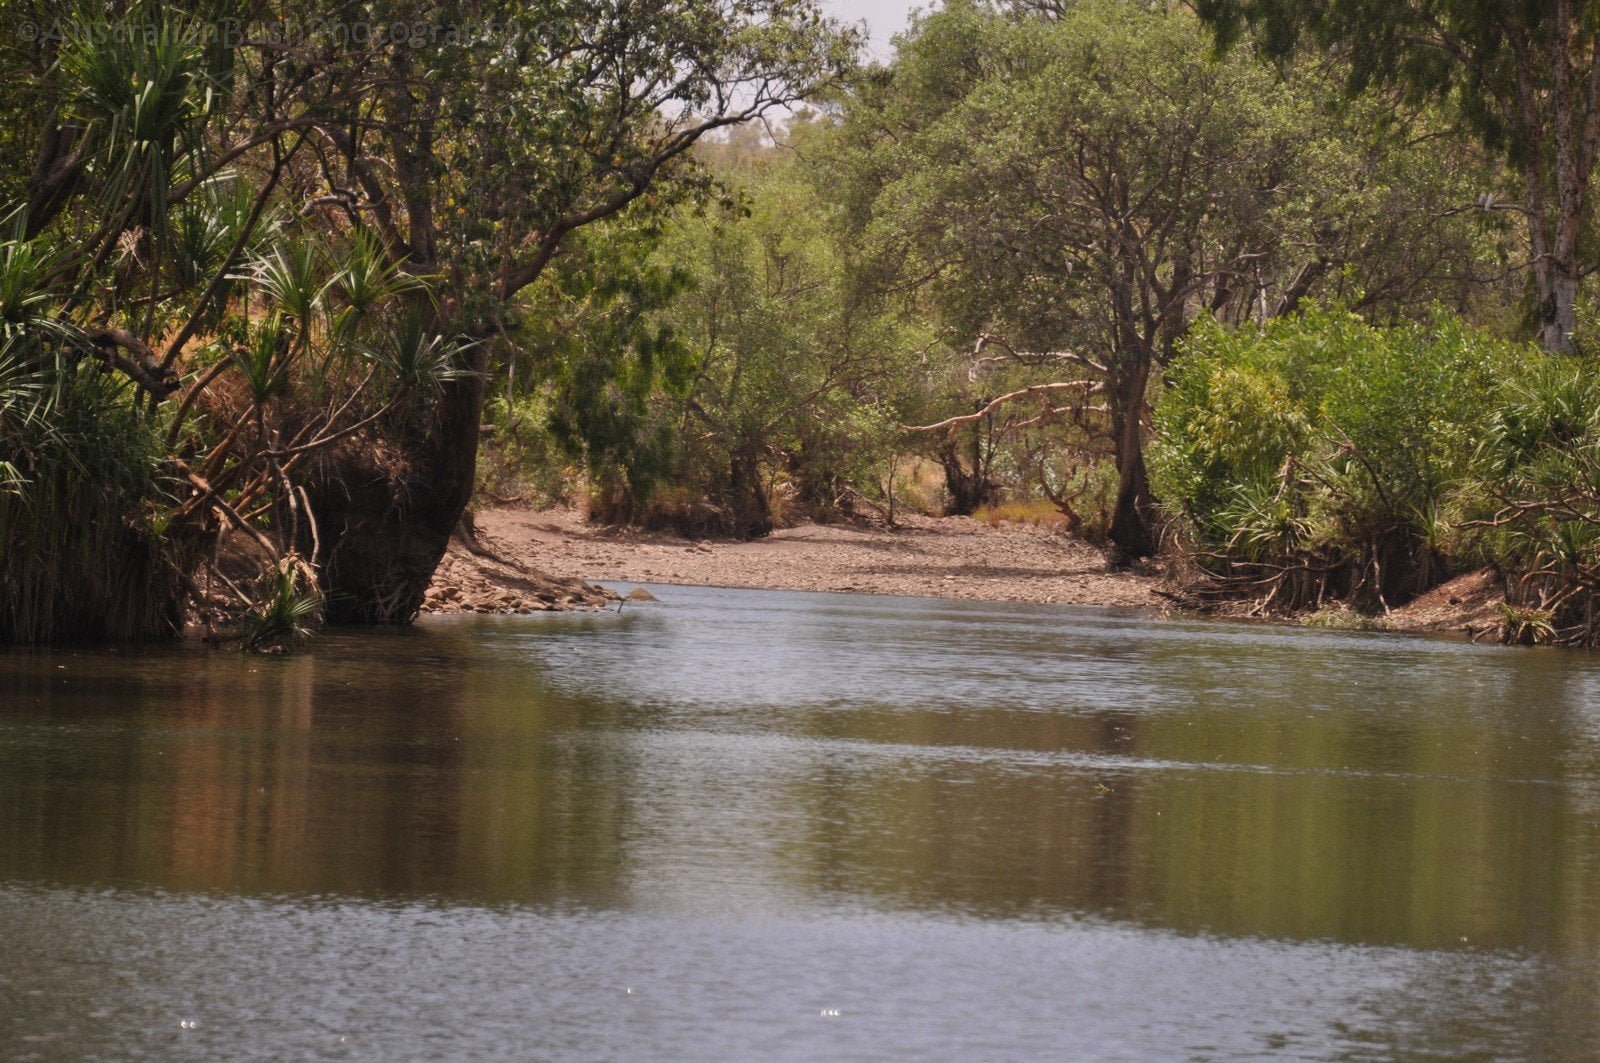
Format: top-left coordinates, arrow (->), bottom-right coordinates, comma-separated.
626,587 -> 659,602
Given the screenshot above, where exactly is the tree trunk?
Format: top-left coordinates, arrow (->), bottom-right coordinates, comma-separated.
306,362 -> 487,624
728,444 -> 773,538
787,439 -> 843,513
1540,266 -> 1580,354
1107,361 -> 1156,560
937,424 -> 993,516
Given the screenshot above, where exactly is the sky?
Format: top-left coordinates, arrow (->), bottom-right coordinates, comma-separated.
821,0 -> 918,59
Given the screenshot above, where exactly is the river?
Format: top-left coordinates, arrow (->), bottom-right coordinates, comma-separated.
3,585 -> 1599,1059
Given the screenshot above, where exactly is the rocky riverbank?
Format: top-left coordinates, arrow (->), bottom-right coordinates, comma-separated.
420,504 -> 1508,644
422,504 -> 1160,613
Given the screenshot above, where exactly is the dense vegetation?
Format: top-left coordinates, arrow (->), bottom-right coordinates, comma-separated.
8,0 -> 1600,646
0,0 -> 850,643
1152,308 -> 1520,612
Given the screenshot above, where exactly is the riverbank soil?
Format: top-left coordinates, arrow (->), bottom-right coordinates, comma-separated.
422,505 -> 1161,612
1385,568 -> 1507,639
423,524 -> 617,615
420,505 -> 1508,636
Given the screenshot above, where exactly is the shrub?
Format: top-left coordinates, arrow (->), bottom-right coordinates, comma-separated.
0,361 -> 185,643
1473,359 -> 1600,644
1152,305 -> 1524,612
239,557 -> 324,654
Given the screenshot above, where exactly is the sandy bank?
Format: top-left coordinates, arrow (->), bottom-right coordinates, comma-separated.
421,505 -> 1509,645
423,505 -> 1160,613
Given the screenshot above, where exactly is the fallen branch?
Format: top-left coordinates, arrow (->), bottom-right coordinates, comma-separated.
904,381 -> 1104,432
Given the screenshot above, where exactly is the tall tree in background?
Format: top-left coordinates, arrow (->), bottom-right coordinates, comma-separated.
515,130 -> 929,537
1198,0 -> 1600,352
826,0 -> 1493,557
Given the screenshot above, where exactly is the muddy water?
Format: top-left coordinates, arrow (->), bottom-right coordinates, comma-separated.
3,586 -> 1600,1059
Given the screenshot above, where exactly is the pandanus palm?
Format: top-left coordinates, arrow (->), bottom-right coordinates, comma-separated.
56,5 -> 217,253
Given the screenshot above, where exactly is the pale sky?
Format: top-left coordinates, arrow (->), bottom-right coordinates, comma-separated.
822,0 -> 920,59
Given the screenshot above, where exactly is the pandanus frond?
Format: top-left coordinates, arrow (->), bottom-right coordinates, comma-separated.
240,557 -> 323,653
1478,361 -> 1600,473
0,340 -> 54,442
328,229 -> 424,344
234,242 -> 332,334
56,3 -> 218,241
1216,478 -> 1311,561
0,221 -> 80,355
227,311 -> 294,405
171,177 -> 282,289
361,310 -> 478,391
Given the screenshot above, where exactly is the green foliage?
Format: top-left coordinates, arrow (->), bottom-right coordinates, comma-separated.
1196,0 -> 1600,352
1196,0 -> 1574,157
0,0 -> 855,641
0,361 -> 180,643
361,311 -> 477,395
0,0 -> 1589,649
329,229 -> 424,344
810,0 -> 1498,554
1472,360 -> 1600,640
1497,603 -> 1558,646
512,217 -> 696,507
239,558 -> 324,654
1152,305 -> 1524,603
498,143 -> 929,534
226,311 -> 293,405
54,0 -> 233,266
640,150 -> 928,531
0,212 -> 181,642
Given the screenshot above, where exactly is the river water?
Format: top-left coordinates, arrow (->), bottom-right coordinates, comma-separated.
3,585 -> 1600,1060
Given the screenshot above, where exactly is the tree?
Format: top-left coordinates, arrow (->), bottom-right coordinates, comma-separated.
0,0 -> 416,642
825,0 -> 1496,557
1198,0 -> 1600,353
523,132 -> 929,535
840,2 -> 1344,556
294,0 -> 856,619
0,0 -> 855,638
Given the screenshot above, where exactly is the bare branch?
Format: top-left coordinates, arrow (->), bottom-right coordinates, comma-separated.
905,382 -> 1105,432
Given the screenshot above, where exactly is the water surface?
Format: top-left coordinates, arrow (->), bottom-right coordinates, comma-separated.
3,586 -> 1599,1059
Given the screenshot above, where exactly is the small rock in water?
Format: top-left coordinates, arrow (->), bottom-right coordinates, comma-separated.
626,588 -> 659,602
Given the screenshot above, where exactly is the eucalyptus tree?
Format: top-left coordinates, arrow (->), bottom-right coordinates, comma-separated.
827,0 -> 1493,557
1198,0 -> 1600,353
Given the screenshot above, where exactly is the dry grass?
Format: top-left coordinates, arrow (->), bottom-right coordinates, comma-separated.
973,499 -> 1077,533
893,458 -> 946,517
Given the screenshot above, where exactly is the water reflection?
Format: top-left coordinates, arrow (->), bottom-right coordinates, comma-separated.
5,586 -> 1600,1057
0,637 -> 639,906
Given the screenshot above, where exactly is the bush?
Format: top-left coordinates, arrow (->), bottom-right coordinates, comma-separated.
1474,358 -> 1600,644
0,362 -> 186,643
1152,305 -> 1524,612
